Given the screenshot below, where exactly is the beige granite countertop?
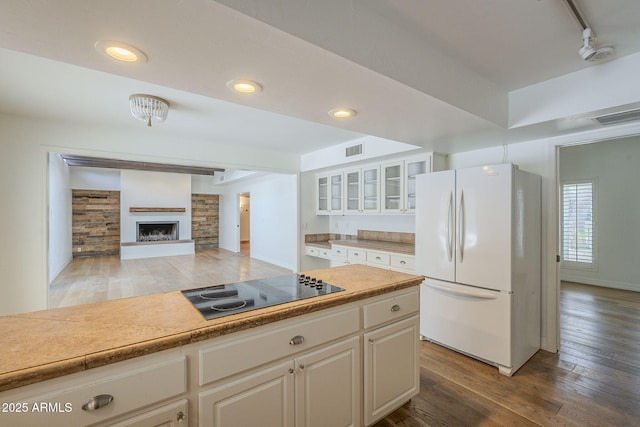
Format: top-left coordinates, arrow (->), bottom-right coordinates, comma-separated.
327,239 -> 415,255
0,265 -> 422,392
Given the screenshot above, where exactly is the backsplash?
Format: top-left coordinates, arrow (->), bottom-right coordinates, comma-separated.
305,230 -> 414,244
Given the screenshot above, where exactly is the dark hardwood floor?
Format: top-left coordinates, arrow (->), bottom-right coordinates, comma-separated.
375,281 -> 640,426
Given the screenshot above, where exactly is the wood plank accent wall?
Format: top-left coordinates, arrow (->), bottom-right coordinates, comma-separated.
72,190 -> 121,258
192,194 -> 219,249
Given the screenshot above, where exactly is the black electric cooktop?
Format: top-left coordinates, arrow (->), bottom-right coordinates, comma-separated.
181,274 -> 345,320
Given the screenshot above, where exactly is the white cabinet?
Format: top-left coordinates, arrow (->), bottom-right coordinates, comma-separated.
316,172 -> 344,214
362,289 -> 420,425
199,360 -> 295,427
344,166 -> 380,214
0,350 -> 187,427
381,155 -> 430,214
198,306 -> 360,426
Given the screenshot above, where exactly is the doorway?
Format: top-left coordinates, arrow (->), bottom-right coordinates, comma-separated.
239,193 -> 250,256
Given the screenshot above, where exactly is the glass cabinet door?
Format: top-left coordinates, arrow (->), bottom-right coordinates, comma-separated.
317,176 -> 328,214
362,166 -> 379,213
345,170 -> 361,213
330,173 -> 343,213
405,159 -> 428,212
382,162 -> 403,213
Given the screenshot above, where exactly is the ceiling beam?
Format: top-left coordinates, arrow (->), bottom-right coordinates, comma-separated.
60,155 -> 224,176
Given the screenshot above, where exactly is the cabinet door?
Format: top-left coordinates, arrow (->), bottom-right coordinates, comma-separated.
105,399 -> 188,427
199,360 -> 294,427
381,161 -> 404,213
316,175 -> 329,214
362,166 -> 380,213
344,169 -> 361,214
294,336 -> 360,427
404,157 -> 429,213
329,172 -> 343,213
364,315 -> 420,426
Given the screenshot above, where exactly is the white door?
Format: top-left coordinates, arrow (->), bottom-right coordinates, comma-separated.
420,279 -> 511,368
199,360 -> 295,427
294,336 -> 360,427
455,164 -> 512,290
415,170 -> 456,282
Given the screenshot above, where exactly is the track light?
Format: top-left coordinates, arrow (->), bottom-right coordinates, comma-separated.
578,28 -> 597,60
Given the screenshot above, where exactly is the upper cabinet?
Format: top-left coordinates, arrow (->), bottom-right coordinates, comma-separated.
381,155 -> 430,214
344,165 -> 380,214
316,171 -> 344,215
316,153 -> 442,216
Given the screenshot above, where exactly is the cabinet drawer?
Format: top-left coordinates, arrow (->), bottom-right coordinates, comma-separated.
0,355 -> 186,427
390,254 -> 415,271
332,245 -> 348,258
367,250 -> 390,265
200,306 -> 359,385
364,289 -> 420,329
305,246 -> 320,257
348,248 -> 366,261
318,248 -> 333,259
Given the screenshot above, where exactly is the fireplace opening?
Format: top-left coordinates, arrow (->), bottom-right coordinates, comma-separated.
137,221 -> 179,242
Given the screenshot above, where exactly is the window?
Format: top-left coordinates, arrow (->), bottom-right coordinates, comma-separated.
561,181 -> 595,266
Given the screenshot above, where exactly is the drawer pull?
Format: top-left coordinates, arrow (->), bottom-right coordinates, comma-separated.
354,252 -> 359,256
289,368 -> 295,375
391,304 -> 400,312
81,394 -> 114,411
289,335 -> 305,346
400,260 -> 407,265
376,256 -> 382,261
299,364 -> 305,370
177,411 -> 186,423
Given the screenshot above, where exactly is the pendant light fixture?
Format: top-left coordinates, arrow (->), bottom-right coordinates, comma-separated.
129,94 -> 170,127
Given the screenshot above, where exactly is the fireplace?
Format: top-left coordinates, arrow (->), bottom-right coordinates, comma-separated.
136,221 -> 179,242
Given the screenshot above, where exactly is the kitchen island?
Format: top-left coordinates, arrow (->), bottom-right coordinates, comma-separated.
0,264 -> 422,426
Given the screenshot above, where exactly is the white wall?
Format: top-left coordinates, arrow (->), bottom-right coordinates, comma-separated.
219,173 -> 297,271
120,170 -> 192,243
0,113 -> 299,316
70,167 -> 120,190
559,136 -> 640,291
47,153 -> 72,283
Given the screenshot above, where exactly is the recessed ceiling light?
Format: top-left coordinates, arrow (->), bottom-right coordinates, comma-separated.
95,40 -> 147,63
227,79 -> 263,94
329,108 -> 357,119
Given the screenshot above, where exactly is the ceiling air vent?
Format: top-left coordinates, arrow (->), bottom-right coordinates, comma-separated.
594,109 -> 640,126
345,144 -> 363,157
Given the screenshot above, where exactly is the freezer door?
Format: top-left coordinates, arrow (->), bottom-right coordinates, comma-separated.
420,279 -> 511,368
455,164 -> 512,291
415,170 -> 456,282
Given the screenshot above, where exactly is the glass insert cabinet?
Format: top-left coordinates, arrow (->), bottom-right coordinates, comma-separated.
315,154 -> 433,215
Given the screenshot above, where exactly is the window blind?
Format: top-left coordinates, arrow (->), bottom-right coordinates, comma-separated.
562,182 -> 594,263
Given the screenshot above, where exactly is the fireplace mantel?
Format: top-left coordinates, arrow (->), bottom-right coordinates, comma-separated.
129,207 -> 186,213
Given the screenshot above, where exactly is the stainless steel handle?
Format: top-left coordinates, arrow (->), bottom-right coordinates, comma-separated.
289,335 -> 305,345
81,394 -> 114,411
376,256 -> 381,261
427,282 -> 498,300
400,260 -> 406,265
391,304 -> 400,312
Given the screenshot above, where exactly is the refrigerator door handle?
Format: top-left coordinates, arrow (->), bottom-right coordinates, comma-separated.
457,190 -> 465,262
446,191 -> 453,262
426,281 -> 498,300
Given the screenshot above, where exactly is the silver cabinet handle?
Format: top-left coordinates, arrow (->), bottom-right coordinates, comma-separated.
376,256 -> 382,260
81,394 -> 113,411
176,411 -> 186,423
400,260 -> 406,265
354,252 -> 359,256
289,368 -> 295,375
391,304 -> 400,312
289,335 -> 305,345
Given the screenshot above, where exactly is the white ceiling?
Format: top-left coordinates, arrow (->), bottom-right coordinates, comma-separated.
1,0 -> 640,163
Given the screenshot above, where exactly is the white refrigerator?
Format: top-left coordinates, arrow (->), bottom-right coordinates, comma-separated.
415,163 -> 541,376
